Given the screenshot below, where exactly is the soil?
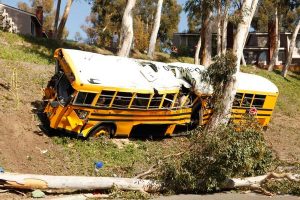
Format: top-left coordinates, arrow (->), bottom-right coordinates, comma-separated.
0,59 -> 299,199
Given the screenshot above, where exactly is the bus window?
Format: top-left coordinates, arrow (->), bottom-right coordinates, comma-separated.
57,74 -> 74,105
242,94 -> 254,107
149,94 -> 163,109
96,90 -> 115,107
113,92 -> 133,108
75,92 -> 96,105
131,93 -> 151,109
252,94 -> 266,108
233,93 -> 243,107
162,94 -> 175,108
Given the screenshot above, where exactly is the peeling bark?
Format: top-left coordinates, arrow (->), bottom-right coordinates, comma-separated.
200,11 -> 212,67
0,173 -> 160,193
56,0 -> 74,40
118,0 -> 136,57
194,36 -> 201,65
148,0 -> 164,59
268,8 -> 280,71
282,18 -> 300,77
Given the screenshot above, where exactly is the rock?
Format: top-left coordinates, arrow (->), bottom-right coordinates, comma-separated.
32,189 -> 46,198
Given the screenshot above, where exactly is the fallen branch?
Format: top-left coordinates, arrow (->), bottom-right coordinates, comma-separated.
0,172 -> 299,195
135,151 -> 185,179
47,193 -> 110,200
224,172 -> 300,195
0,173 -> 160,193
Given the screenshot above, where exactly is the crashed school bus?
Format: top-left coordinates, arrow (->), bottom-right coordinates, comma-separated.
43,49 -> 192,138
168,62 -> 279,127
43,49 -> 279,138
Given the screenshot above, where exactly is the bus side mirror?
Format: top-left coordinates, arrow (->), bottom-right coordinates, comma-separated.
50,101 -> 59,108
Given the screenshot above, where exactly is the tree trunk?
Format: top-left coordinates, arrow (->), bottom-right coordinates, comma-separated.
0,173 -> 159,192
209,0 -> 258,127
221,0 -> 229,55
148,0 -> 164,59
268,8 -> 280,71
118,0 -> 136,57
56,0 -> 74,40
217,0 -> 222,56
53,0 -> 61,38
233,0 -> 258,71
1,172 -> 298,194
194,35 -> 201,65
282,18 -> 300,77
200,11 -> 212,67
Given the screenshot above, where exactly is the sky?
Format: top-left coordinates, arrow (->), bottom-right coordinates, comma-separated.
0,0 -> 188,40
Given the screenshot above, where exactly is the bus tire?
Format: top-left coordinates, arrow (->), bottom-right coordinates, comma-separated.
89,125 -> 113,138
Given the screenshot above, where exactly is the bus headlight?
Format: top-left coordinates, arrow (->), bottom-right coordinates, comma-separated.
74,109 -> 89,119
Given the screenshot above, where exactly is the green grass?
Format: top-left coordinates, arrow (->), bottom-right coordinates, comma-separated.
0,31 -> 112,65
241,66 -> 300,116
50,136 -> 188,178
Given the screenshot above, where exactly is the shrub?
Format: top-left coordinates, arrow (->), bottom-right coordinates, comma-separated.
160,117 -> 274,193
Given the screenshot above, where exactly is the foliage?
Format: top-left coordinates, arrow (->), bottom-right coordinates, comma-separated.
253,0 -> 300,32
202,51 -> 237,103
134,17 -> 150,52
263,180 -> 300,196
84,0 -> 181,47
160,117 -> 274,193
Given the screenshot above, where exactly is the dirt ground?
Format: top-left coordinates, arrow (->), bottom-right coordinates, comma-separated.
0,59 -> 299,199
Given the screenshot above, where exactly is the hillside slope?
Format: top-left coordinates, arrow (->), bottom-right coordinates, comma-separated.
0,31 -> 299,179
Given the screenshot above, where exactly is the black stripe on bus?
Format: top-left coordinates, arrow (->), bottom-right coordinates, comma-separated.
232,107 -> 273,111
90,112 -> 192,117
73,104 -> 191,111
88,117 -> 191,122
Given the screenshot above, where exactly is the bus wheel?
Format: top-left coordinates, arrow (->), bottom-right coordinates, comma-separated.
90,125 -> 112,138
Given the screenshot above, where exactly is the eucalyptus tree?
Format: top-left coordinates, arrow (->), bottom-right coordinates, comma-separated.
56,0 -> 74,40
184,0 -> 214,66
282,17 -> 300,77
207,0 -> 259,128
147,0 -> 163,59
118,0 -> 136,57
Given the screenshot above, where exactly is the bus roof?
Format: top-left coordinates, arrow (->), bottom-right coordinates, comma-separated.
168,62 -> 279,95
60,49 -> 181,93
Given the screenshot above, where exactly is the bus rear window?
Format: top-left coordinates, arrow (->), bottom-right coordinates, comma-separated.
242,94 -> 253,107
75,92 -> 96,105
131,93 -> 151,109
252,94 -> 266,108
233,93 -> 243,106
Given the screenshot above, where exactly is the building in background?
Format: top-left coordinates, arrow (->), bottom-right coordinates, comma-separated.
0,3 -> 47,38
173,31 -> 300,68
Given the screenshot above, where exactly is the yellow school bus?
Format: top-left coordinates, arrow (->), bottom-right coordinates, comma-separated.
43,49 -> 192,138
168,62 -> 279,127
43,49 -> 278,138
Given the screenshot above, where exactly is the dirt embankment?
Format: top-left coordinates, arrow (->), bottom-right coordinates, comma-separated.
0,58 -> 299,176
0,59 -> 66,174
